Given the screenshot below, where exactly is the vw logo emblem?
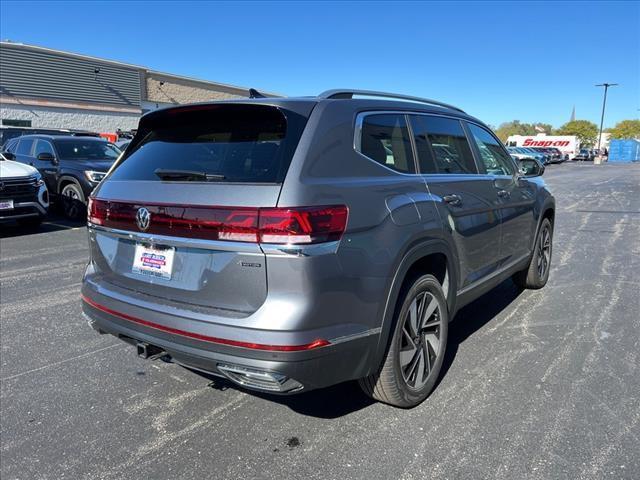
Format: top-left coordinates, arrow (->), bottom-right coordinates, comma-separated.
136,207 -> 151,231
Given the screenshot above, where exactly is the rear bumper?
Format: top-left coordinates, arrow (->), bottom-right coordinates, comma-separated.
81,287 -> 379,394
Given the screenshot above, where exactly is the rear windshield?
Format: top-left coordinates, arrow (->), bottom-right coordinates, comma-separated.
109,104 -> 306,184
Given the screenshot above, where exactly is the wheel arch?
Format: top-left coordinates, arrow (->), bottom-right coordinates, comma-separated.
57,175 -> 83,195
369,239 -> 458,375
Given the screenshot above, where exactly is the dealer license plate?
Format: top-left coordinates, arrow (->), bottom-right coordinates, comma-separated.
0,200 -> 14,210
132,243 -> 175,280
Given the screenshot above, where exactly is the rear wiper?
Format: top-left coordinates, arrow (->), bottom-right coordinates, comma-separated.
154,169 -> 226,181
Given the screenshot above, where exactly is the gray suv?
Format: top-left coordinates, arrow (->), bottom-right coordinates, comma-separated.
82,90 -> 555,408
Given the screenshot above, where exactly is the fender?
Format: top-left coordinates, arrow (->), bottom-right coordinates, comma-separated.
530,196 -> 556,252
369,238 -> 459,374
56,175 -> 83,195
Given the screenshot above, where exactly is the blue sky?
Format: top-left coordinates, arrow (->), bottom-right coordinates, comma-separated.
1,1 -> 638,128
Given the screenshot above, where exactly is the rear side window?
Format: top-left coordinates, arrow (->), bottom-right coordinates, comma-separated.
110,105 -> 305,183
409,116 -> 477,174
16,138 -> 35,156
467,123 -> 515,176
358,114 -> 416,174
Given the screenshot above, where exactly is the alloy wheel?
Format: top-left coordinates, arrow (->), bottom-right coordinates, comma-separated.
399,291 -> 443,390
62,185 -> 82,218
537,226 -> 551,278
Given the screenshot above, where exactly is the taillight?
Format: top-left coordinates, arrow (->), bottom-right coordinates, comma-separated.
259,206 -> 348,244
88,199 -> 348,245
87,197 -> 107,225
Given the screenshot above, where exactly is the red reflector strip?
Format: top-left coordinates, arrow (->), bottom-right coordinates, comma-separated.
82,295 -> 330,352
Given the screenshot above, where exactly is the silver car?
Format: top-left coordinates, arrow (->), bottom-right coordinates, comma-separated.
82,90 -> 555,407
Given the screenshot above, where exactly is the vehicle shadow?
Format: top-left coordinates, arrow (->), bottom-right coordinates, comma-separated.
0,212 -> 85,239
191,279 -> 524,419
437,279 -> 524,385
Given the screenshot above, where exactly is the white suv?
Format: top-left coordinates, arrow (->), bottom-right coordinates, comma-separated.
0,152 -> 49,226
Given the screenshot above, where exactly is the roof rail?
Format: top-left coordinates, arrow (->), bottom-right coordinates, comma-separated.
318,89 -> 466,113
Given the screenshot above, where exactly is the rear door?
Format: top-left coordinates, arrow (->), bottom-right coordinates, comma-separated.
466,122 -> 537,265
88,103 -> 312,314
409,115 -> 503,289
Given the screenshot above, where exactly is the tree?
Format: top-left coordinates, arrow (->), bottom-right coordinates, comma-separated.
555,120 -> 599,147
494,120 -> 553,142
608,120 -> 640,139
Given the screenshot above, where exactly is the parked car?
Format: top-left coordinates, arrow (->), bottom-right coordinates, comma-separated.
81,90 -> 555,408
507,146 -> 548,165
2,135 -> 121,218
574,148 -> 592,161
0,152 -> 49,226
531,147 -> 564,163
0,125 -> 100,147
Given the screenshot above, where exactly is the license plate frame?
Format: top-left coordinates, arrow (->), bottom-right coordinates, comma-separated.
132,243 -> 175,280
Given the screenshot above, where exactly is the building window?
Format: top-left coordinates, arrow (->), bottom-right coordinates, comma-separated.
2,119 -> 32,127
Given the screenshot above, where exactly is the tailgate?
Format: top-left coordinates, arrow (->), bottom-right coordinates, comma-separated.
87,103 -> 312,314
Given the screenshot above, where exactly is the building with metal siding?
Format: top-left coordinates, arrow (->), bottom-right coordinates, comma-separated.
0,42 -> 268,133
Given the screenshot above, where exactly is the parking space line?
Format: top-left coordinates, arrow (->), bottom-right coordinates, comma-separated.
42,222 -> 85,230
0,343 -> 122,382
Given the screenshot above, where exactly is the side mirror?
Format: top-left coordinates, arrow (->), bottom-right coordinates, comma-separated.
1,151 -> 16,160
37,152 -> 58,165
518,158 -> 544,177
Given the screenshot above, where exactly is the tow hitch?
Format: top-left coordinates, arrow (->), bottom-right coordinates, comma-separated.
136,342 -> 168,360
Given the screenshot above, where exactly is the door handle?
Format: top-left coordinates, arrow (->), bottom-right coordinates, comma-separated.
497,190 -> 510,198
443,194 -> 462,206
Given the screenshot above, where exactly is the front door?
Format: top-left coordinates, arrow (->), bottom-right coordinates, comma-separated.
409,115 -> 503,289
465,122 -> 537,265
32,139 -> 59,193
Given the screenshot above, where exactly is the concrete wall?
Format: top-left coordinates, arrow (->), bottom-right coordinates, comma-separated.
0,103 -> 140,132
145,73 -> 247,105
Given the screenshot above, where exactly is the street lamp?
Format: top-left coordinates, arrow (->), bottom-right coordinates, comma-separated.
595,83 -> 618,154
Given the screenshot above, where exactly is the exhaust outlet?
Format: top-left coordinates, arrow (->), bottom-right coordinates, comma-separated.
217,363 -> 303,393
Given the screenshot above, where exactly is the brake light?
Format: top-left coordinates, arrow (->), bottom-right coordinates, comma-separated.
88,199 -> 348,245
259,206 -> 348,244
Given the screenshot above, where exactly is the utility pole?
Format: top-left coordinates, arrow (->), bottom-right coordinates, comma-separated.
595,83 -> 618,153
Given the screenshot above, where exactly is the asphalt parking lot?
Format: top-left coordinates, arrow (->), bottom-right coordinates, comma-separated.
1,162 -> 639,480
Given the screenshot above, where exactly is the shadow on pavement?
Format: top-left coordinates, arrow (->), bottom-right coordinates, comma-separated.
0,212 -> 85,239
190,279 -> 524,419
438,279 -> 524,385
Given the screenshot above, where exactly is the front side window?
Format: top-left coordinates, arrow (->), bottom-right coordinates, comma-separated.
467,123 -> 515,176
3,138 -> 19,153
53,140 -> 120,160
359,114 -> 415,174
34,139 -> 55,157
16,138 -> 34,156
410,115 -> 477,174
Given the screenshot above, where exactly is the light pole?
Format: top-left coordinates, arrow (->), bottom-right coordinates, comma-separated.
595,83 -> 618,154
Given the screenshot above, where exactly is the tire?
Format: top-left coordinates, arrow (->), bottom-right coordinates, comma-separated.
60,182 -> 86,220
513,218 -> 553,289
359,274 -> 448,408
17,216 -> 43,228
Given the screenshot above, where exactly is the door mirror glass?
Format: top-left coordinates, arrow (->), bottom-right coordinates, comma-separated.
518,158 -> 544,177
37,152 -> 57,164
